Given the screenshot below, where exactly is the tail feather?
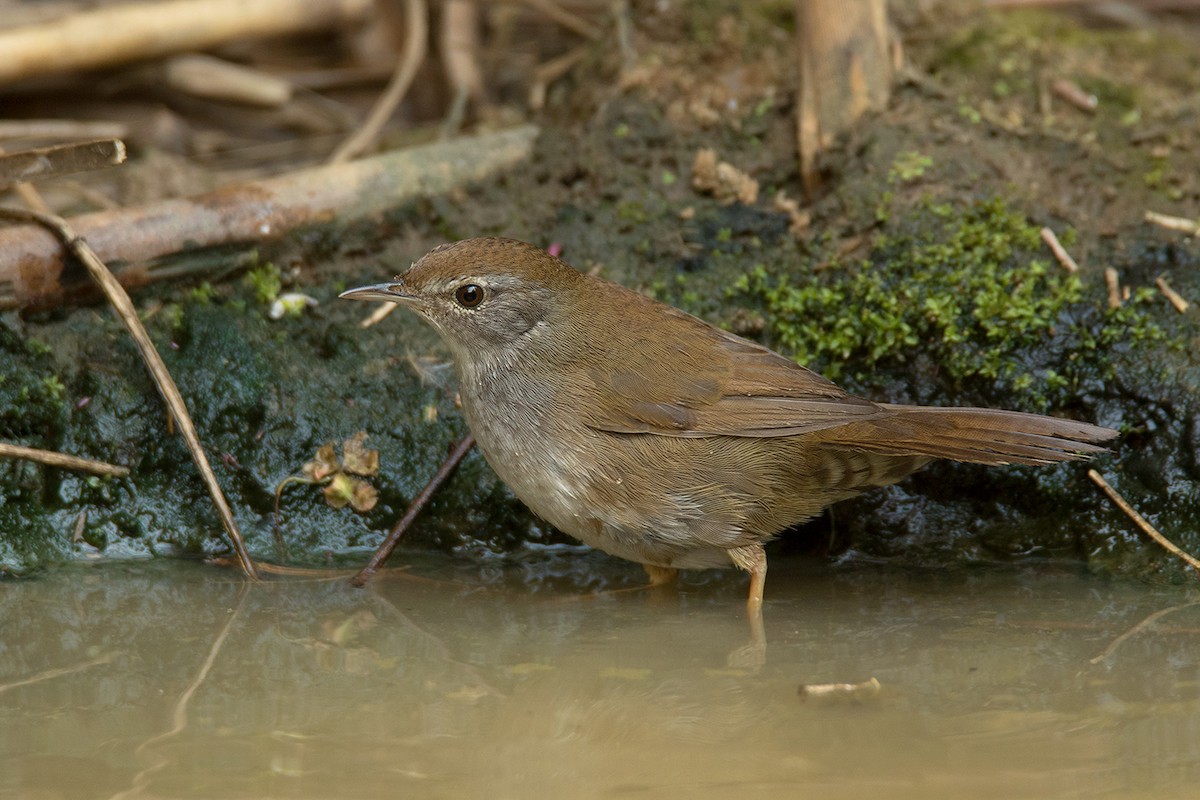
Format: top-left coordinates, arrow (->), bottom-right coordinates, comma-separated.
823,405 -> 1116,466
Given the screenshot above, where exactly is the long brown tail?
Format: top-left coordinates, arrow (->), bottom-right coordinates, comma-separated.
822,405 -> 1117,466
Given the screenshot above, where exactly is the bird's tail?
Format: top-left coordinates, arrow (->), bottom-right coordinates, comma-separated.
820,405 -> 1117,466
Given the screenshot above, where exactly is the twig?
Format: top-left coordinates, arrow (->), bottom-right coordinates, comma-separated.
1104,267 -> 1122,309
1089,469 -> 1200,572
0,652 -> 115,694
0,207 -> 259,580
0,125 -> 538,310
359,301 -> 398,328
1051,78 -> 1097,113
0,0 -> 373,86
1155,276 -> 1190,313
328,0 -> 428,163
1090,600 -> 1200,664
1145,210 -> 1200,235
528,43 -> 590,110
1040,227 -> 1080,273
0,120 -> 130,141
163,54 -> 292,108
519,0 -> 603,40
0,139 -> 125,188
0,442 -> 129,477
350,433 -> 475,587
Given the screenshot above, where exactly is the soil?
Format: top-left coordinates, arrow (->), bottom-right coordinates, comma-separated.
1,2 -> 1197,581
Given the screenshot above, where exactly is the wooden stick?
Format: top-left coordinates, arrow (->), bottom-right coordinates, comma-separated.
328,0 -> 428,164
0,442 -> 129,477
1145,210 -> 1199,235
1104,267 -> 1122,309
0,139 -> 125,188
1040,227 -> 1079,273
0,125 -> 538,311
1156,276 -> 1190,313
0,0 -> 372,86
0,120 -> 130,141
1089,469 -> 1200,572
0,207 -> 260,580
350,434 -> 475,587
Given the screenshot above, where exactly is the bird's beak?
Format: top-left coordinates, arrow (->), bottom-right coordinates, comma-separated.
338,282 -> 416,304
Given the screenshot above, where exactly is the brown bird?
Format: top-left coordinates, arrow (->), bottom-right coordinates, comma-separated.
342,238 -> 1116,613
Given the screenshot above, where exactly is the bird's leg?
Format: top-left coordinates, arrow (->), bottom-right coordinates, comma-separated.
728,544 -> 767,616
642,563 -> 679,587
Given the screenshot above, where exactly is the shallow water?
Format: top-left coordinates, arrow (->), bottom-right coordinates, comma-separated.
2,555 -> 1199,799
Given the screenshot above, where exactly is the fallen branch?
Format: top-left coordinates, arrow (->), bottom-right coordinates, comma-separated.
0,120 -> 131,141
0,125 -> 539,311
0,207 -> 259,580
0,0 -> 373,86
350,433 -> 475,587
0,139 -> 126,188
1089,469 -> 1200,572
0,442 -> 129,477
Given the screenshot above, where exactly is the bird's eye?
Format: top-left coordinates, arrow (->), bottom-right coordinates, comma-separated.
454,283 -> 484,308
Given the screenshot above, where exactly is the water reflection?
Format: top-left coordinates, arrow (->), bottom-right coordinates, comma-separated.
2,557 -> 1199,799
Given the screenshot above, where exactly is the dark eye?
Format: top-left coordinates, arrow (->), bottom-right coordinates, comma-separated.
454,283 -> 484,308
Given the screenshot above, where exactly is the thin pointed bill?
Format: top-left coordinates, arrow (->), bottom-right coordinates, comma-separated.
338,283 -> 416,303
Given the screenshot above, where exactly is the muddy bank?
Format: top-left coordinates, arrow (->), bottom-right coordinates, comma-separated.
1,3 -> 1197,578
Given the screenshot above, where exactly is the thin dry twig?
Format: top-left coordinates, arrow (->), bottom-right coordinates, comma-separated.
528,43 -> 590,110
1145,210 -> 1200,235
1090,600 -> 1200,664
1051,78 -> 1097,113
0,0 -> 373,86
519,0 -> 603,40
0,139 -> 125,188
350,433 -> 475,587
0,120 -> 131,141
329,0 -> 429,163
1040,227 -> 1080,273
0,652 -> 115,694
0,206 -> 259,580
0,442 -> 129,477
1104,267 -> 1122,309
1089,469 -> 1200,572
1156,276 -> 1190,313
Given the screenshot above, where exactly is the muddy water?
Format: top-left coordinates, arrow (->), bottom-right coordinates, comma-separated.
2,556 -> 1198,799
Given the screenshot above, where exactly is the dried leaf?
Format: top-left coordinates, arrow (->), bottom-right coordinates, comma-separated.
323,472 -> 355,509
342,431 -> 379,476
349,478 -> 378,513
303,442 -> 339,481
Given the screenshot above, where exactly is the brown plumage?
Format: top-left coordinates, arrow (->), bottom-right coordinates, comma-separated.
342,237 -> 1117,612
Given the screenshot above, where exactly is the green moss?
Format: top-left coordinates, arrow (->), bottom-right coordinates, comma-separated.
243,263 -> 282,305
731,197 -> 1165,408
888,151 -> 933,184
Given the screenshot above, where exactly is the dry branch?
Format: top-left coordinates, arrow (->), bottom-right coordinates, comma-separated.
0,0 -> 373,86
0,442 -> 129,477
0,120 -> 131,141
1089,469 -> 1200,573
0,125 -> 539,311
0,139 -> 126,188
0,207 -> 259,580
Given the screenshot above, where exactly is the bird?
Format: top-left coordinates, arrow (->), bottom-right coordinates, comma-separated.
341,237 -> 1117,613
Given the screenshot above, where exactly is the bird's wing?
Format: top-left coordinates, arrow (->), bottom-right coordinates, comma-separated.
581,306 -> 885,438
